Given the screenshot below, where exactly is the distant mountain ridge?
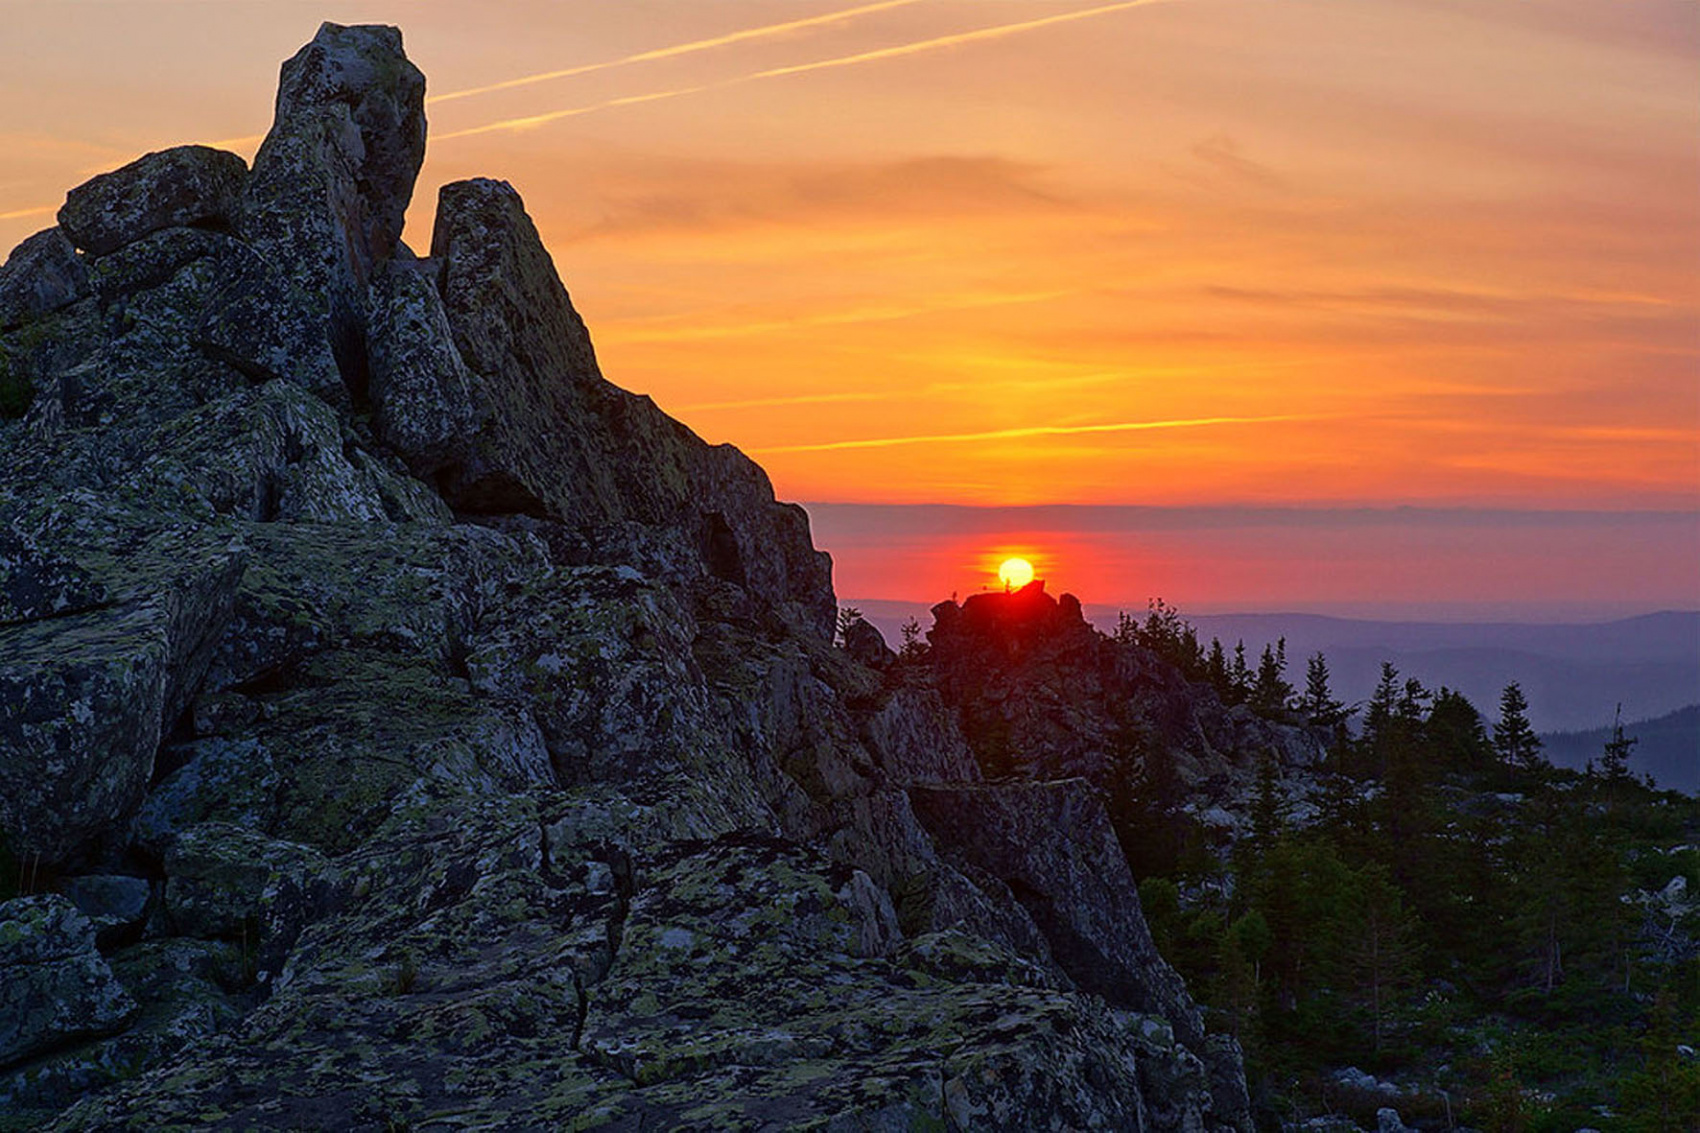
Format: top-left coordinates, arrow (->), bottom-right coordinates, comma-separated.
1541,704 -> 1700,794
851,603 -> 1700,735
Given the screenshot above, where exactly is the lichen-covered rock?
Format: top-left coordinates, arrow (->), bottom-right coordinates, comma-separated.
0,938 -> 243,1126
162,823 -> 329,951
0,896 -> 137,1070
366,257 -> 485,477
140,380 -> 448,524
133,738 -> 280,853
910,778 -> 1207,1045
57,146 -> 247,257
57,876 -> 151,945
865,686 -> 983,784
242,22 -> 425,400
430,177 -> 836,636
0,535 -> 244,861
0,228 -> 87,331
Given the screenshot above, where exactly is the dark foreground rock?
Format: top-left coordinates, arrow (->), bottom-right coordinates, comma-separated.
0,22 -> 1251,1130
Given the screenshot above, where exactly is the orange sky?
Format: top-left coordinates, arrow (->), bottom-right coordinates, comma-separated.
3,1 -> 1696,611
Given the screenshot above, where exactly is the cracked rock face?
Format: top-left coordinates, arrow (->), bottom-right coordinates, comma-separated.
0,22 -> 1252,1131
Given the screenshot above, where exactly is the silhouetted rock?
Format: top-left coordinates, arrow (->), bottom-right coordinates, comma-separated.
243,21 -> 425,401
58,146 -> 247,257
841,613 -> 893,668
0,228 -> 86,330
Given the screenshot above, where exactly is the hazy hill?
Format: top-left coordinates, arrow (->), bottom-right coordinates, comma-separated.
1541,703 -> 1700,794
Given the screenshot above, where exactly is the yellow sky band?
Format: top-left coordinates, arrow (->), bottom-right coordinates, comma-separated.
753,414 -> 1317,454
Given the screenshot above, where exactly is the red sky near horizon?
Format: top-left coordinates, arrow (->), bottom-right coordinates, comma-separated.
2,1 -> 1696,614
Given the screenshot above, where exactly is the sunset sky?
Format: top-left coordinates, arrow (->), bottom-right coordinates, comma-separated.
2,1 -> 1696,615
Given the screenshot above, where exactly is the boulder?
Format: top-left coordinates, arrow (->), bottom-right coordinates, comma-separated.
0,938 -> 242,1123
366,257 -> 485,477
133,739 -> 280,854
0,228 -> 87,331
1377,1107 -> 1411,1133
0,896 -> 137,1069
841,615 -> 893,668
0,535 -> 245,862
58,876 -> 152,944
162,823 -> 328,950
243,22 -> 426,400
57,146 -> 246,257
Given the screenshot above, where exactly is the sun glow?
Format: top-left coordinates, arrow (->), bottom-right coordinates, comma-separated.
998,557 -> 1036,590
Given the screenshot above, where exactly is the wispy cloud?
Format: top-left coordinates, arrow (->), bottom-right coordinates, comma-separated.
608,286 -> 1074,345
428,0 -> 928,105
438,0 -> 1178,141
752,413 -> 1315,454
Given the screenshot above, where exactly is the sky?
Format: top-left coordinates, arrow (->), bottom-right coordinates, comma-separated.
2,0 -> 1696,616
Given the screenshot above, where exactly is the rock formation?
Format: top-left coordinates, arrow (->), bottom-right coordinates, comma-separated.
0,23 -> 1259,1129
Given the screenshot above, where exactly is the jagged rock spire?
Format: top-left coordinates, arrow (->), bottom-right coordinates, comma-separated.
243,22 -> 426,401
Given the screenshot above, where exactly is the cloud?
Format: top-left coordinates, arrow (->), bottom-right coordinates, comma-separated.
1188,134 -> 1286,190
751,413 -> 1317,454
609,286 -> 1075,346
428,0 -> 929,106
437,0 -> 1179,141
564,153 -> 1068,243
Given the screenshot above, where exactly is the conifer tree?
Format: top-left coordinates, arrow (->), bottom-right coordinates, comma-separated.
1207,638 -> 1229,696
1493,681 -> 1544,775
1299,652 -> 1348,729
1230,641 -> 1251,704
1599,703 -> 1637,785
1251,640 -> 1294,715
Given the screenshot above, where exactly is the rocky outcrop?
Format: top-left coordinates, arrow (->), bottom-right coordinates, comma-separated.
927,580 -> 1321,790
0,534 -> 245,862
242,22 -> 425,402
0,22 -> 1249,1130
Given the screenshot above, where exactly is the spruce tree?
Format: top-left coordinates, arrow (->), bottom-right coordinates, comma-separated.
1207,638 -> 1229,696
1251,642 -> 1293,715
1299,652 -> 1348,728
1230,641 -> 1251,704
1493,681 -> 1544,775
1599,703 -> 1637,785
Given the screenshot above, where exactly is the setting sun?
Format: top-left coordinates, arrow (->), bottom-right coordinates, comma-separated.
998,557 -> 1035,590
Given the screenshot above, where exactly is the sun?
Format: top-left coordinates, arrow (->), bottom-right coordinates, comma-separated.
998,557 -> 1035,590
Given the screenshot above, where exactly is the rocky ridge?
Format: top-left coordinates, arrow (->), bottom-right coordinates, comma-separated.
0,23 -> 1279,1130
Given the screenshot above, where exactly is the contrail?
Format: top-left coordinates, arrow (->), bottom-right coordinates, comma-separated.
752,0 -> 1176,79
0,206 -> 54,221
428,0 -> 929,105
438,0 -> 1177,141
751,414 -> 1312,454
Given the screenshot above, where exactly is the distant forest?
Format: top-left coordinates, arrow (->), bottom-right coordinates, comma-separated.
1118,601 -> 1700,1130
